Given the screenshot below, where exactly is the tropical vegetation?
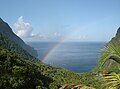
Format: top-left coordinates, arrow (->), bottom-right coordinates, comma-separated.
0,33 -> 101,89
96,28 -> 120,89
0,18 -> 120,88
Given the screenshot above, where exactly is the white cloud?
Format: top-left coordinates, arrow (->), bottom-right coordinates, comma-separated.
14,16 -> 70,41
14,16 -> 46,39
14,16 -> 33,38
31,33 -> 47,39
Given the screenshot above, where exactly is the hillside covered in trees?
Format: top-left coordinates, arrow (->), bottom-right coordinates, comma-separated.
0,46 -> 101,89
0,18 -> 101,89
0,18 -> 37,57
95,27 -> 120,89
0,18 -> 120,89
96,27 -> 120,72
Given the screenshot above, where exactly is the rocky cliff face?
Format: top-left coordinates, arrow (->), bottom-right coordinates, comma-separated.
0,18 -> 38,57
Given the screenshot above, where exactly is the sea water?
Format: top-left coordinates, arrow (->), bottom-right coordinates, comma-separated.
28,42 -> 106,73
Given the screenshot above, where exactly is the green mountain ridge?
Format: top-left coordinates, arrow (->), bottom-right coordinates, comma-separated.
1,18 -> 120,89
0,18 -> 38,57
0,18 -> 101,89
96,27 -> 120,72
0,33 -> 36,60
94,27 -> 120,89
1,46 -> 102,89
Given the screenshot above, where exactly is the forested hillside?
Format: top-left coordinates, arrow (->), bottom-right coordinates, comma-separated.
1,18 -> 120,89
97,27 -> 120,72
0,33 -> 36,60
0,47 -> 101,89
95,27 -> 120,89
0,18 -> 37,57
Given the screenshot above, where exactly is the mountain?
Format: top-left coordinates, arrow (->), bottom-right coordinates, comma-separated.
115,27 -> 120,38
0,47 -> 99,89
0,18 -> 38,57
0,33 -> 36,60
97,27 -> 120,72
0,18 -> 101,89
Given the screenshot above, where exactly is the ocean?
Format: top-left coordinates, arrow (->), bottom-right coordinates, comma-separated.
28,42 -> 106,73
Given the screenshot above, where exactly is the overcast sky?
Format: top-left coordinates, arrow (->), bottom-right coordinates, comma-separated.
0,0 -> 120,42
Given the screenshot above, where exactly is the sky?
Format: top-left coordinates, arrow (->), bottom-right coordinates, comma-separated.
0,0 -> 120,42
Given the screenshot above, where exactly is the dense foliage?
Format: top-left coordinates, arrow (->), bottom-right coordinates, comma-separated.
0,47 -> 102,89
0,18 -> 37,57
94,27 -> 120,73
0,32 -> 103,89
0,33 -> 36,60
102,72 -> 120,89
1,18 -> 120,89
96,36 -> 120,73
94,27 -> 120,89
0,48 -> 48,89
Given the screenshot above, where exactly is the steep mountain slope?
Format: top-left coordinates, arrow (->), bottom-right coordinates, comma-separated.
95,27 -> 120,89
0,47 -> 54,89
0,18 -> 37,57
97,27 -> 120,72
0,33 -> 36,60
0,18 -> 101,89
0,47 -> 101,89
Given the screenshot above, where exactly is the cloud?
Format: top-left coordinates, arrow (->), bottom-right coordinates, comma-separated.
14,16 -> 46,39
14,16 -> 71,41
14,16 -> 33,38
31,33 -> 47,39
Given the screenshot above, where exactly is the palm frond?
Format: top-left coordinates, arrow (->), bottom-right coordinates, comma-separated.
102,72 -> 120,89
59,84 -> 95,89
97,38 -> 120,71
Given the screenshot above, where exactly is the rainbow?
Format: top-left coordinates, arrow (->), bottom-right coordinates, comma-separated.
41,25 -> 89,62
41,37 -> 66,62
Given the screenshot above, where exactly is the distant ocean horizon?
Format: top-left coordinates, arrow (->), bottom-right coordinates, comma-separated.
28,42 -> 106,73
